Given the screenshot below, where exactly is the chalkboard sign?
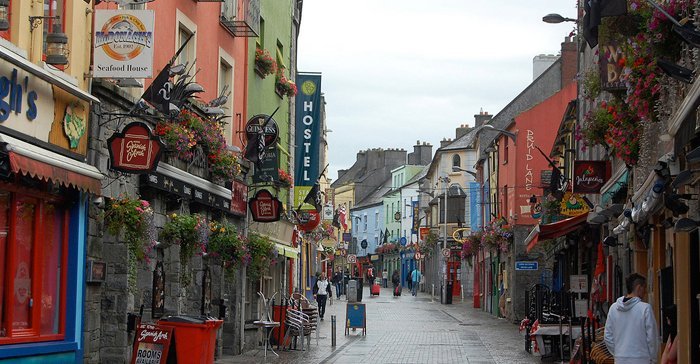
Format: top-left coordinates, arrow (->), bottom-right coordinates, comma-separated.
345,303 -> 366,336
131,324 -> 175,364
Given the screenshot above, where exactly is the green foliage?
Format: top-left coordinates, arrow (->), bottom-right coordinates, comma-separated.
104,196 -> 154,261
245,233 -> 276,280
207,220 -> 245,273
160,213 -> 206,263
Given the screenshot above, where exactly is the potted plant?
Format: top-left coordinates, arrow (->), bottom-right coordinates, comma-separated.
207,220 -> 244,273
104,196 -> 156,261
208,149 -> 241,182
275,71 -> 297,97
254,48 -> 277,77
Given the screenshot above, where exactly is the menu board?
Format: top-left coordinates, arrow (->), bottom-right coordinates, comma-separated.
131,324 -> 174,364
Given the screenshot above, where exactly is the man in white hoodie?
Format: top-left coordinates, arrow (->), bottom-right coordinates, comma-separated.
604,273 -> 659,364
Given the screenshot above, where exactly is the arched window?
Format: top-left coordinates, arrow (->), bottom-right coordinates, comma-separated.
452,154 -> 461,168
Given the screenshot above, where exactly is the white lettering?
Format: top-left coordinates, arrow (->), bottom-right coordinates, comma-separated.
304,142 -> 311,153
304,156 -> 310,167
304,129 -> 312,139
303,170 -> 310,181
303,115 -> 313,126
303,101 -> 313,112
125,140 -> 147,162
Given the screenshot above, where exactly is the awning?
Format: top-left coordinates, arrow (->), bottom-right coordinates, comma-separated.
276,243 -> 298,258
0,133 -> 102,194
0,43 -> 99,104
525,213 -> 589,253
600,169 -> 629,206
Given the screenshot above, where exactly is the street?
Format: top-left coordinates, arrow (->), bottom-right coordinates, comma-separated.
217,286 -> 538,364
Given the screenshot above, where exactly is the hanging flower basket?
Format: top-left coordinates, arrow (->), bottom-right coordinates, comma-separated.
104,196 -> 156,262
254,48 -> 277,77
275,71 -> 297,97
160,213 -> 208,264
207,220 -> 245,273
278,168 -> 294,188
245,233 -> 276,279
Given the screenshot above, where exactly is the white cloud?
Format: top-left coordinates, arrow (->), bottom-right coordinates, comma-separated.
298,0 -> 578,181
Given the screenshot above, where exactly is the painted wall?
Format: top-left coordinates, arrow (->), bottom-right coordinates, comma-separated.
350,203 -> 383,257
400,181 -> 420,244
383,190 -> 401,244
135,0 -> 248,149
499,82 -> 577,226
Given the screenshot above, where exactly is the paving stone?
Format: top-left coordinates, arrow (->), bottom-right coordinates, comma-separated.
215,287 -> 538,364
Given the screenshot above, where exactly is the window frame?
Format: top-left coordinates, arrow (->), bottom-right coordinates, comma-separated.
0,0 -> 11,41
0,184 -> 68,345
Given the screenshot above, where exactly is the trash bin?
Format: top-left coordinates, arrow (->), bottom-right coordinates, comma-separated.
158,315 -> 223,363
347,280 -> 358,303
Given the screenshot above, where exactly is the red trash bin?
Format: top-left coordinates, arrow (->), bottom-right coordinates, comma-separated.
158,316 -> 223,364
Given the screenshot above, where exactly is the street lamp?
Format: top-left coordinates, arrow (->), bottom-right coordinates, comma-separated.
476,124 -> 517,143
542,13 -> 576,24
452,166 -> 477,178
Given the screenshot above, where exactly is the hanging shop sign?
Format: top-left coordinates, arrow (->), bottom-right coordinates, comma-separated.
252,148 -> 279,183
419,227 -> 430,243
599,39 -> 626,91
573,161 -> 608,194
130,323 -> 174,364
560,192 -> 591,217
322,204 -> 334,220
63,103 -> 87,149
294,73 -> 323,210
249,189 -> 282,222
230,180 -> 248,216
140,172 -> 231,212
94,10 -> 155,78
246,114 -> 279,149
108,122 -> 164,174
297,210 -> 321,232
411,201 -> 420,234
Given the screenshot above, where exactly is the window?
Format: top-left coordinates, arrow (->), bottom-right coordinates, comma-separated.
221,0 -> 237,21
363,215 -> 367,232
276,40 -> 285,72
375,212 -> 379,228
256,18 -> 265,48
43,0 -> 65,59
503,138 -> 509,164
452,154 -> 461,168
218,58 -> 234,144
0,1 -> 11,41
178,25 -> 195,69
0,190 -> 67,343
386,205 -> 389,223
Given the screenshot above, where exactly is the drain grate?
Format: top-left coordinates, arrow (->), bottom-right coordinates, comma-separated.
459,323 -> 481,326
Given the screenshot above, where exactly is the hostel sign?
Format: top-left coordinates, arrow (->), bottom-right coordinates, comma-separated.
294,73 -> 322,210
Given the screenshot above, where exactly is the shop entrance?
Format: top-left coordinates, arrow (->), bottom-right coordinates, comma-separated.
447,260 -> 461,297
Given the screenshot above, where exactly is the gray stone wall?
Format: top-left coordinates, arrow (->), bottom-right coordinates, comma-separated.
84,82 -> 244,363
508,225 -> 545,323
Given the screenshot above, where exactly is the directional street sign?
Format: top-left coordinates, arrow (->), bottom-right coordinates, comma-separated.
441,248 -> 450,258
347,254 -> 357,264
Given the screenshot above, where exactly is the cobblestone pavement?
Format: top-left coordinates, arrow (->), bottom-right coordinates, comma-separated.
216,287 -> 538,364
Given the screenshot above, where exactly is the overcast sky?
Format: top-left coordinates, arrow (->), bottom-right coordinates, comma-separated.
297,0 -> 577,182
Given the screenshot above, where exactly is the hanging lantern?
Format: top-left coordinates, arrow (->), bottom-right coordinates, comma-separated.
46,24 -> 69,66
0,0 -> 9,32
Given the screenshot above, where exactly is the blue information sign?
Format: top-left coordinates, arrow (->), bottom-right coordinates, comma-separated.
515,261 -> 539,271
399,237 -> 407,246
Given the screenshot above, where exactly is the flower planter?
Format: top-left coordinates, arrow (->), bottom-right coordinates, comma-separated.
254,62 -> 269,78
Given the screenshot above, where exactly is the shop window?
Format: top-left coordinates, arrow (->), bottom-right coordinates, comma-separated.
0,190 -> 66,343
177,25 -> 195,69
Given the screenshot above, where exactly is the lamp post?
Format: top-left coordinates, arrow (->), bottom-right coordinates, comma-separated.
542,13 -> 576,24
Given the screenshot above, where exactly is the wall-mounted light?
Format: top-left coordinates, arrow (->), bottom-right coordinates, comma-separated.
657,59 -> 695,84
0,0 -> 9,32
674,217 -> 699,233
45,24 -> 69,66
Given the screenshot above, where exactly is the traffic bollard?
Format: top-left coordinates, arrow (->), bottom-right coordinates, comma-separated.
431,284 -> 435,303
331,315 -> 336,347
461,285 -> 464,302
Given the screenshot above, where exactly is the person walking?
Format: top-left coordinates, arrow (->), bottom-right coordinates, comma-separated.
661,305 -> 677,364
391,270 -> 401,296
604,273 -> 658,364
332,269 -> 343,299
382,269 -> 388,288
406,270 -> 412,291
367,265 -> 375,286
410,267 -> 421,296
313,273 -> 333,321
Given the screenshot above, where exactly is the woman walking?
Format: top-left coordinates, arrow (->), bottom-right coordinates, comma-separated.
313,273 -> 333,321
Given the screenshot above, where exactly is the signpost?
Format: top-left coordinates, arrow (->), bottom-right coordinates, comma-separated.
345,303 -> 366,335
441,248 -> 450,258
347,254 -> 357,264
107,122 -> 164,174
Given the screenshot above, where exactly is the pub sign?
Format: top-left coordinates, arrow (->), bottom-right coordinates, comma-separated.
108,122 -> 164,174
573,161 -> 608,194
249,189 -> 282,222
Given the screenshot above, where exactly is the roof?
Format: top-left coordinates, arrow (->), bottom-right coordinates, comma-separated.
352,177 -> 393,210
425,127 -> 481,180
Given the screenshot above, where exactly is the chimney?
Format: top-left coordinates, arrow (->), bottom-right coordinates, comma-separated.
337,169 -> 348,180
455,124 -> 472,139
533,54 -> 559,80
474,110 -> 492,126
561,36 -> 577,87
410,141 -> 433,165
440,138 -> 452,148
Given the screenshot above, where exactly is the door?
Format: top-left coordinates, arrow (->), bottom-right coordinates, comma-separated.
447,260 -> 461,297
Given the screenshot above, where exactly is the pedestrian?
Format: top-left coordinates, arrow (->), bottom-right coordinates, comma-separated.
661,305 -> 677,364
312,272 -> 332,321
411,268 -> 421,296
604,273 -> 658,364
391,270 -> 400,294
382,269 -> 388,288
344,268 -> 350,297
367,265 -> 375,285
406,270 -> 412,291
332,269 -> 343,299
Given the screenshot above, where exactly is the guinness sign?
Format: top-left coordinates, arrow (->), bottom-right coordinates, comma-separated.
245,114 -> 279,149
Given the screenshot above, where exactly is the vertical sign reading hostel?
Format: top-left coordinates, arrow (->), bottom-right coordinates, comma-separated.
294,73 -> 323,209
